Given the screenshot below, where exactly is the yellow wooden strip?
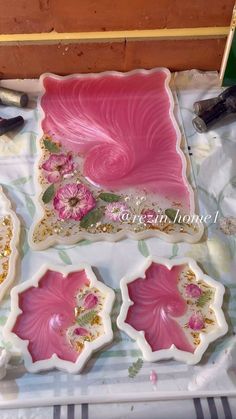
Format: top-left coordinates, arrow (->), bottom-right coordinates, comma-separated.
220,3 -> 236,83
0,27 -> 229,45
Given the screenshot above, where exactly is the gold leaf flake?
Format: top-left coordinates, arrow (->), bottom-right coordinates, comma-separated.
90,315 -> 101,326
74,341 -> 84,352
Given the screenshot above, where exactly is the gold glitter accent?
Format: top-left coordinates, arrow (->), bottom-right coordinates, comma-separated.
186,270 -> 195,278
191,332 -> 201,346
205,318 -> 215,325
163,224 -> 174,232
90,315 -> 101,326
148,225 -> 161,231
2,217 -> 10,226
74,306 -> 85,317
201,283 -> 211,289
97,223 -> 114,233
2,262 -> 8,270
194,337 -> 201,346
74,341 -> 84,352
0,215 -> 13,284
0,273 -> 7,284
3,246 -> 11,257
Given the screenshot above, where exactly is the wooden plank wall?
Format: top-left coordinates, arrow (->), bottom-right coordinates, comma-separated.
0,0 -> 235,78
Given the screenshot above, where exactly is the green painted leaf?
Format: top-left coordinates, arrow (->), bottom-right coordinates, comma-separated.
76,310 -> 97,327
128,358 -> 143,378
25,195 -> 36,218
21,227 -> 29,257
170,243 -> 179,259
58,250 -> 72,265
42,184 -> 55,204
0,316 -> 7,326
43,139 -> 60,153
197,290 -> 212,307
30,132 -> 37,155
138,240 -> 150,257
77,240 -> 92,246
11,176 -> 32,186
228,236 -> 236,259
98,192 -> 121,202
165,208 -> 181,223
0,340 -> 12,350
80,208 -> 103,229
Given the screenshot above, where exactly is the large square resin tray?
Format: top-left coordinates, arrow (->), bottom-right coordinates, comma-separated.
29,69 -> 203,250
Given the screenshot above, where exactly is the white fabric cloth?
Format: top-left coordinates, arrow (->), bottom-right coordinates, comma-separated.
0,71 -> 236,416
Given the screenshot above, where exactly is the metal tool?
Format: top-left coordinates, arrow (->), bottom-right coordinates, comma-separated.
0,116 -> 24,136
0,87 -> 28,108
192,85 -> 236,133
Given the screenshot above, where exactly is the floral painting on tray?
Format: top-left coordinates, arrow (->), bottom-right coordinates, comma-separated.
29,68 -> 204,250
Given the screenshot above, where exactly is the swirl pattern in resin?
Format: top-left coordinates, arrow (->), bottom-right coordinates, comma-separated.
30,69 -> 203,249
117,260 -> 227,364
12,269 -> 108,364
41,70 -> 188,201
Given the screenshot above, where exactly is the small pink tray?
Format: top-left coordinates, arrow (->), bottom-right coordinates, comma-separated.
29,69 -> 203,250
117,256 -> 228,365
3,264 -> 115,373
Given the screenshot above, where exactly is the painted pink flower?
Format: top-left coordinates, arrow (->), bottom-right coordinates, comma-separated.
83,293 -> 98,310
74,327 -> 89,337
185,284 -> 202,299
105,202 -> 129,222
188,313 -> 205,331
42,153 -> 74,182
53,183 -> 95,221
141,209 -> 157,223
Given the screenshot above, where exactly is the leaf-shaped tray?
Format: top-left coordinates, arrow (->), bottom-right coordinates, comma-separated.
117,256 -> 228,365
29,69 -> 204,250
0,186 -> 20,301
3,264 -> 115,373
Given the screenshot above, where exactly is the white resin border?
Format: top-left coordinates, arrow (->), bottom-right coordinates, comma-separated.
117,256 -> 228,365
0,185 -> 20,301
28,68 -> 204,250
3,263 -> 115,374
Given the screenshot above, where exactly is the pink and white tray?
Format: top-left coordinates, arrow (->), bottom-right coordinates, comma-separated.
0,186 -> 20,301
3,264 -> 115,373
117,256 -> 228,365
29,69 -> 204,250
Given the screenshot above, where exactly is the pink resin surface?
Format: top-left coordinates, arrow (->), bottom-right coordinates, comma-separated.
41,70 -> 190,206
126,263 -> 195,353
13,270 -> 89,363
